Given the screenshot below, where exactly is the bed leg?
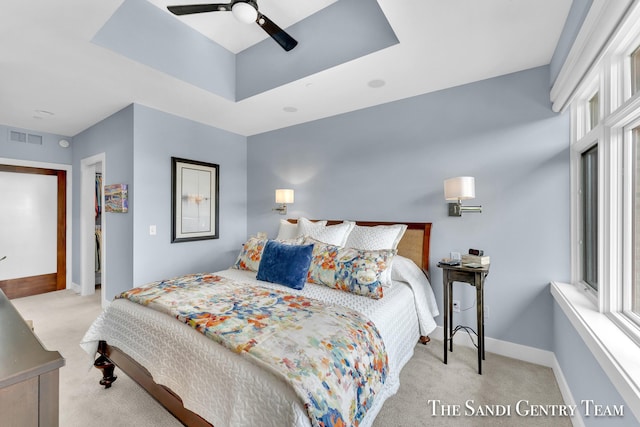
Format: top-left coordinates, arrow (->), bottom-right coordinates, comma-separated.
94,340 -> 117,388
419,336 -> 430,345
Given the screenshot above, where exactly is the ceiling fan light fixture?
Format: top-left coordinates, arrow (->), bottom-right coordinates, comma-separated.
167,0 -> 297,51
232,2 -> 258,24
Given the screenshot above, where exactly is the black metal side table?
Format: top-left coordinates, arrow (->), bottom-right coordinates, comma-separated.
437,262 -> 490,374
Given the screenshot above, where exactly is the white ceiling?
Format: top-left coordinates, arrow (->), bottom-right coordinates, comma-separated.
147,0 -> 339,53
0,0 -> 572,138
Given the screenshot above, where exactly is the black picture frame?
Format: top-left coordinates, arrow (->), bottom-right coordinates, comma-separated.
171,157 -> 219,243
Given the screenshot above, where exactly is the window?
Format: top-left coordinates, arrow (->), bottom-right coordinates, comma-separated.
569,11 -> 640,333
632,45 -> 640,96
554,1 -> 640,412
582,145 -> 598,291
633,126 -> 640,315
588,92 -> 600,130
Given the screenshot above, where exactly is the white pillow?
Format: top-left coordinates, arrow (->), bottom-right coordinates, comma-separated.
296,217 -> 327,236
275,219 -> 298,240
345,224 -> 408,250
297,218 -> 354,246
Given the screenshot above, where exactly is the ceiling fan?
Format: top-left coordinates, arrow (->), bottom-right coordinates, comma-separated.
167,1 -> 298,52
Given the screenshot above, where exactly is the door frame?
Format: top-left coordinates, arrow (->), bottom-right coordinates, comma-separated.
80,153 -> 106,307
0,157 -> 72,293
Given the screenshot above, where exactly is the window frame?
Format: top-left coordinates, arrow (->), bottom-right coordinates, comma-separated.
553,1 -> 640,419
616,118 -> 640,336
589,91 -> 601,130
580,144 -> 599,291
571,46 -> 640,340
570,75 -> 603,306
626,42 -> 640,98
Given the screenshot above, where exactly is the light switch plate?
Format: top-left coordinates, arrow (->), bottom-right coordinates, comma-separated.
149,225 -> 157,236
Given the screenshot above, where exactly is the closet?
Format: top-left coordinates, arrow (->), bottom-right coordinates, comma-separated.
80,153 -> 106,300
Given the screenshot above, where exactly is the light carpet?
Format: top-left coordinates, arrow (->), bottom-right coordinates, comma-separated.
11,289 -> 572,427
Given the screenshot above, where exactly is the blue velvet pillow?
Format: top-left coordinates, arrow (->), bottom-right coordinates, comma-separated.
256,240 -> 314,290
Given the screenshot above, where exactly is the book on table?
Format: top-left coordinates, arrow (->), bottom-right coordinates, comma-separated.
461,254 -> 490,265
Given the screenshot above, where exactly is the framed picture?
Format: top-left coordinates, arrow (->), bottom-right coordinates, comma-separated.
171,157 -> 219,243
104,184 -> 128,213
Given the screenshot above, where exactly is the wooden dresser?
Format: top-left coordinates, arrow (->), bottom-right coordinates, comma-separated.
0,289 -> 65,426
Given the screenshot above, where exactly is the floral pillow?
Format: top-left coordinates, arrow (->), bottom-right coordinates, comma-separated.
233,236 -> 303,272
304,237 -> 396,299
233,237 -> 267,272
334,247 -> 396,299
305,237 -> 340,286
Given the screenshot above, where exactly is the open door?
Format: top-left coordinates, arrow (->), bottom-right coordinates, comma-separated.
0,165 -> 66,299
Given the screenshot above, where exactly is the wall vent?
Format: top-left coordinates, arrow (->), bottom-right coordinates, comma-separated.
27,134 -> 42,145
9,130 -> 43,145
9,130 -> 26,143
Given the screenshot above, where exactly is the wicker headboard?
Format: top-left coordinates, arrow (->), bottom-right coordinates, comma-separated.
286,220 -> 432,274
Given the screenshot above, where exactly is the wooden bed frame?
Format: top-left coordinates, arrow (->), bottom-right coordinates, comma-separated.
94,220 -> 432,427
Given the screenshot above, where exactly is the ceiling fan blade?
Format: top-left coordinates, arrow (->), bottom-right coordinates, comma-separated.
256,12 -> 298,52
167,4 -> 230,16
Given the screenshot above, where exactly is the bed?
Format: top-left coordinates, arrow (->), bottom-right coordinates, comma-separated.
81,220 -> 437,427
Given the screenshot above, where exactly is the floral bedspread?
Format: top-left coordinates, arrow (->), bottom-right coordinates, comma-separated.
117,273 -> 388,427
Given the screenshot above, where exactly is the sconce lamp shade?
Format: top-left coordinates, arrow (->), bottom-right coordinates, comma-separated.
275,189 -> 294,204
444,177 -> 475,201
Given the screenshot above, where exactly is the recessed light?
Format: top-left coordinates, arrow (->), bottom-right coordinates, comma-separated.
368,79 -> 386,88
283,106 -> 298,113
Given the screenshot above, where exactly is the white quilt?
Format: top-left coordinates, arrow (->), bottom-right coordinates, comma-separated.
81,258 -> 438,427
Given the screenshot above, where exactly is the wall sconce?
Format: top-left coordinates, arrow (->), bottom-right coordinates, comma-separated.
273,189 -> 294,215
444,176 -> 482,217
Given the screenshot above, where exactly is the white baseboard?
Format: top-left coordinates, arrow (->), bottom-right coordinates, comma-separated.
69,281 -> 80,293
431,326 -> 554,367
430,326 -> 584,427
551,355 -> 586,427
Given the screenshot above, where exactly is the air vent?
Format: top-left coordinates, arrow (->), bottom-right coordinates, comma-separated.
9,130 -> 43,145
9,130 -> 26,143
27,134 -> 42,145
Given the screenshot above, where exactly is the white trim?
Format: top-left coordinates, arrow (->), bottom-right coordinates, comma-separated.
430,326 -> 554,368
70,281 -> 80,293
551,354 -> 586,427
431,325 -> 589,426
551,0 -> 634,113
551,281 -> 640,421
0,157 -> 73,292
80,153 -> 107,308
569,121 -> 600,302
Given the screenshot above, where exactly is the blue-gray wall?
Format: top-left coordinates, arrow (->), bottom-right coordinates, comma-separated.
93,0 -> 235,100
236,0 -> 398,100
0,124 -> 72,165
247,65 -> 570,352
72,106 -> 135,300
71,104 -> 247,300
131,104 -> 247,286
554,302 -> 638,425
